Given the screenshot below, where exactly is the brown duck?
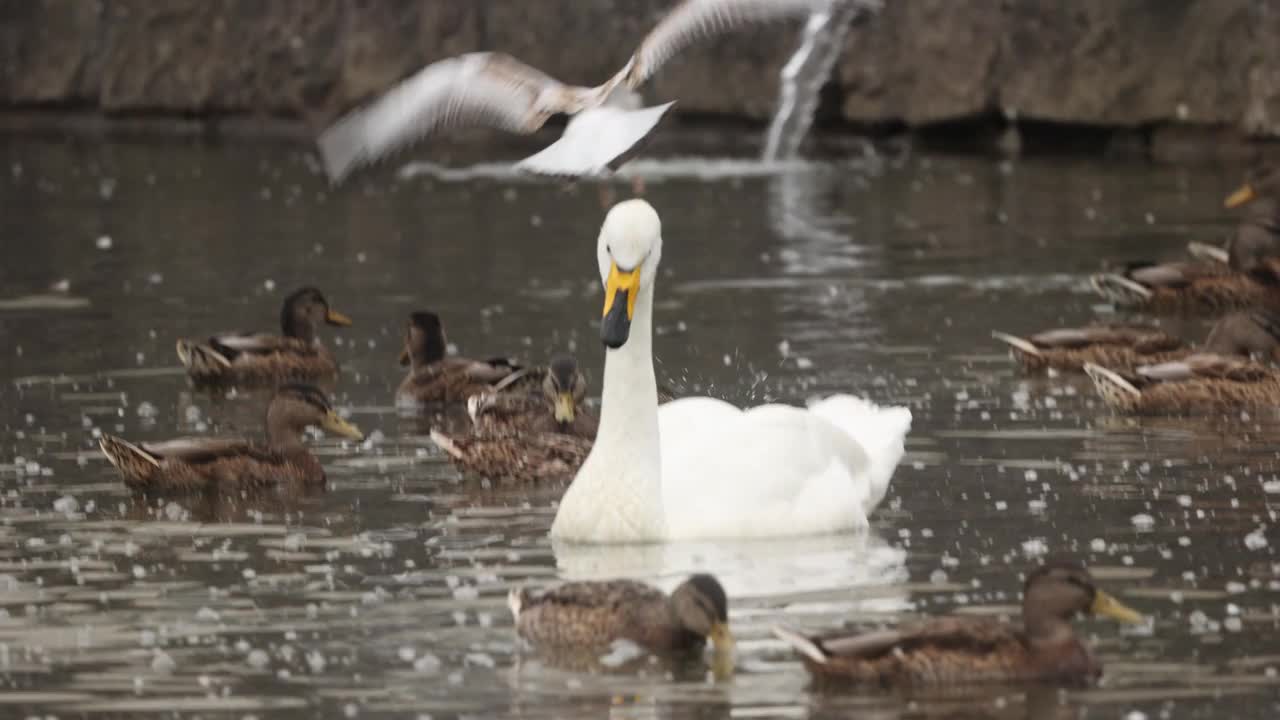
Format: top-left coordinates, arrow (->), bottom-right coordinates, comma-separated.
773,560 -> 1143,688
1223,166 -> 1280,281
992,325 -> 1185,373
510,574 -> 734,676
176,287 -> 351,386
1088,259 -> 1269,315
1091,171 -> 1280,314
98,384 -> 363,493
993,309 -> 1280,374
1085,351 -> 1280,414
429,355 -> 595,482
468,354 -> 598,438
394,311 -> 527,405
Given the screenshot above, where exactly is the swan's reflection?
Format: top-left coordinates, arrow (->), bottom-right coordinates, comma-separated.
550,530 -> 907,606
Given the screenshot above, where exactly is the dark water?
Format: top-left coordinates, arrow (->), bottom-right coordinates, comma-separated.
0,135 -> 1278,719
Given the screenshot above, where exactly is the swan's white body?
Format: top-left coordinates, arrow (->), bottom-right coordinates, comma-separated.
551,200 -> 911,543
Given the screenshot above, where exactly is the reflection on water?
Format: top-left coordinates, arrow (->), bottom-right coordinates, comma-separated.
1,135 -> 1278,718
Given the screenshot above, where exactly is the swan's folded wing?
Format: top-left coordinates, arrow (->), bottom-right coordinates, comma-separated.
657,397 -> 908,538
319,52 -> 574,182
807,395 -> 910,512
620,0 -> 852,87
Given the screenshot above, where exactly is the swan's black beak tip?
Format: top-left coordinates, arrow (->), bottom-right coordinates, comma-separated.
601,290 -> 632,349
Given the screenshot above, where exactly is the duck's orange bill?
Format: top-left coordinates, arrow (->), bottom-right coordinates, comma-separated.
1224,183 -> 1256,209
1091,590 -> 1144,624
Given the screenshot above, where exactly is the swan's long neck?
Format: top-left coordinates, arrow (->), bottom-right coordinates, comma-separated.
598,284 -> 658,450
552,280 -> 666,542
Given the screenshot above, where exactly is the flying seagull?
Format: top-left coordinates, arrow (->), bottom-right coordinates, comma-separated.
318,0 -> 868,181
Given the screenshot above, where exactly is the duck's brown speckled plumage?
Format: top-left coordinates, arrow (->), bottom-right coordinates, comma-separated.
98,384 -> 362,494
1089,173 -> 1280,315
1085,353 -> 1280,414
431,429 -> 592,483
176,287 -> 351,386
1090,261 -> 1275,316
795,616 -> 1100,687
471,355 -> 599,438
395,311 -> 527,405
511,574 -> 730,657
431,355 -> 597,482
775,560 -> 1143,688
995,310 -> 1280,374
993,325 -> 1185,373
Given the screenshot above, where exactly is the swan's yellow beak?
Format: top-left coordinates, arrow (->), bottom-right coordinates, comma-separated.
1091,590 -> 1144,624
602,262 -> 640,349
1225,183 -> 1256,208
554,391 -> 576,423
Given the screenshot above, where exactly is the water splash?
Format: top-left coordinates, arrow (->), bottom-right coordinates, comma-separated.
762,0 -> 871,161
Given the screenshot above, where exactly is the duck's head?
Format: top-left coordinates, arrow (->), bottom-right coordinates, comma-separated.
281,287 -> 351,341
1225,165 -> 1280,208
671,574 -> 733,669
400,311 -> 448,367
1022,560 -> 1143,636
267,383 -> 364,442
597,199 -> 663,349
1202,310 -> 1280,360
543,354 -> 588,426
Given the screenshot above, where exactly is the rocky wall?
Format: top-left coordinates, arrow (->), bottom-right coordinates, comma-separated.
2,0 -> 1278,143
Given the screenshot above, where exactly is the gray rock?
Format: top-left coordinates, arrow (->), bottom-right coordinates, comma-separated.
2,0 -> 1279,141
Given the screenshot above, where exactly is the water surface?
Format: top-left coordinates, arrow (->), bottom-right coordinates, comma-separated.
1,135 -> 1278,718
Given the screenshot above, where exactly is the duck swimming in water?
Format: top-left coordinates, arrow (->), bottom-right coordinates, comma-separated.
98,384 -> 363,494
395,311 -> 528,406
510,573 -> 734,676
773,559 -> 1143,687
993,309 -> 1280,374
176,287 -> 351,386
1091,169 -> 1280,314
429,355 -> 596,483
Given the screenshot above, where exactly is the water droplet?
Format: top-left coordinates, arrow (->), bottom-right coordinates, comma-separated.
247,648 -> 270,669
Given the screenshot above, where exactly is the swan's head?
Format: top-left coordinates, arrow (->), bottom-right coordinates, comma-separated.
597,199 -> 662,349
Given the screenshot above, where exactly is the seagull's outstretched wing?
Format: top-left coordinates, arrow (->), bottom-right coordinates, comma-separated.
515,102 -> 677,177
318,52 -> 593,182
619,0 -> 850,88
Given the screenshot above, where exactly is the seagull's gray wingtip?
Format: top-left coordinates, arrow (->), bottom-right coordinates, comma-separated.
316,121 -> 360,185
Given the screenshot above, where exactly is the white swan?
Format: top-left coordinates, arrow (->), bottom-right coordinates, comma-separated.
550,200 -> 911,543
317,0 -> 877,181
